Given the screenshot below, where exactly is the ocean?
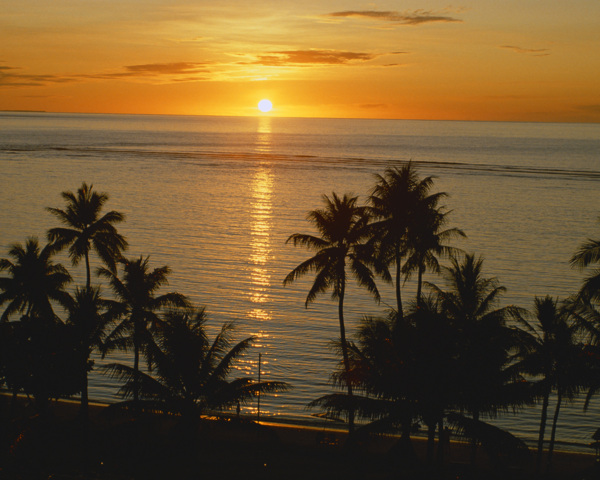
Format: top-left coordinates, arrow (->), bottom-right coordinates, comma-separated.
1,111 -> 600,450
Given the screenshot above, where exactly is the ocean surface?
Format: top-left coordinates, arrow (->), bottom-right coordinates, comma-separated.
1,112 -> 600,450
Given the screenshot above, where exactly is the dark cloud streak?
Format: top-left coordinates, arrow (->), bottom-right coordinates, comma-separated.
0,62 -> 210,88
325,10 -> 462,25
80,62 -> 210,80
0,70 -> 75,87
248,49 -> 376,66
500,45 -> 550,56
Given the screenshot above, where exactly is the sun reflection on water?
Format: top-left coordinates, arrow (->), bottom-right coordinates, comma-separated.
249,116 -> 274,307
255,115 -> 272,154
239,116 -> 275,399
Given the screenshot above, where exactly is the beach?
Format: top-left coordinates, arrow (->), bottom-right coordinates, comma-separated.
1,395 -> 597,479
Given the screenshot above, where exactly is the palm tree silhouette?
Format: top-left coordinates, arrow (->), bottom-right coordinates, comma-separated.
0,237 -> 71,321
515,296 -> 585,472
1,313 -> 81,414
47,182 -> 127,288
403,199 -> 465,306
104,306 -> 288,421
426,254 -> 520,463
354,303 -> 455,465
571,223 -> 600,303
99,256 -> 189,410
284,192 -> 380,432
66,285 -> 117,421
368,162 -> 443,319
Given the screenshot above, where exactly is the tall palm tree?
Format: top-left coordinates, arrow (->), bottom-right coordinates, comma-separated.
284,192 -> 380,432
571,300 -> 600,408
309,309 -> 428,464
99,256 -> 189,409
66,285 -> 117,420
0,237 -> 72,322
354,302 -> 455,465
515,296 -> 586,472
104,306 -> 289,421
313,298 -> 529,468
402,200 -> 465,305
47,182 -> 128,288
368,162 -> 445,318
426,254 -> 522,463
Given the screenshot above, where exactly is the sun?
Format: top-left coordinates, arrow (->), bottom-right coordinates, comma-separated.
258,99 -> 273,113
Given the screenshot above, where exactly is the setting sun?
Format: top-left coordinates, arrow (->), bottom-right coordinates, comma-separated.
0,2 -> 599,122
258,99 -> 273,113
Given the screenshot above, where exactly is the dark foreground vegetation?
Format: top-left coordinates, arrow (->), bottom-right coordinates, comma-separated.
2,164 -> 600,478
0,397 -> 598,480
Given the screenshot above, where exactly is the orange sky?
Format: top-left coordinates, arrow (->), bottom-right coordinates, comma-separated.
1,1 -> 599,122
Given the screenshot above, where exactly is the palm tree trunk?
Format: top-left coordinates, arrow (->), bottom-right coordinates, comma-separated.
416,263 -> 424,307
133,345 -> 139,403
436,419 -> 445,466
85,252 -> 91,289
470,410 -> 480,464
395,243 -> 403,320
80,367 -> 89,420
338,279 -> 354,434
426,422 -> 436,464
546,390 -> 562,472
536,389 -> 550,472
79,366 -> 91,455
133,317 -> 140,412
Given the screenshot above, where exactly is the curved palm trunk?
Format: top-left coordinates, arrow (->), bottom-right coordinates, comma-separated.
338,279 -> 354,434
546,390 -> 563,472
85,251 -> 91,289
536,388 -> 550,472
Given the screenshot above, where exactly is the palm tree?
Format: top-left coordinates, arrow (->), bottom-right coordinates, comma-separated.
354,302 -> 456,465
513,296 -> 585,472
66,285 -> 117,420
104,306 -> 289,421
99,256 -> 189,409
47,182 -> 128,288
571,220 -> 600,301
284,192 -> 380,432
1,313 -> 81,414
309,309 -> 428,464
426,254 -> 522,463
368,162 -> 445,318
402,200 -> 465,305
0,237 -> 72,321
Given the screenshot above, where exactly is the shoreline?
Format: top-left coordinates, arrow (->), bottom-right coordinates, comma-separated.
9,394 -> 599,454
2,394 -> 597,478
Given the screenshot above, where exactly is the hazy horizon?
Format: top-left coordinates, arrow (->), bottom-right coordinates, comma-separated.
1,1 -> 599,123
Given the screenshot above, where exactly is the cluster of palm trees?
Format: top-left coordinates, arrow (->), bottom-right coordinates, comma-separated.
0,182 -> 287,425
3,169 -> 600,473
285,163 -> 600,472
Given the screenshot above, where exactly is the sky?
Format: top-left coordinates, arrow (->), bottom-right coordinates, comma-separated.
1,0 -> 599,122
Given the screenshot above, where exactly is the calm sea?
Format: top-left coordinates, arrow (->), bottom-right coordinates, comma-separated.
1,112 -> 600,449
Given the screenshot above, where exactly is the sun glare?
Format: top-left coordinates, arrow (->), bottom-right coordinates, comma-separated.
258,99 -> 273,113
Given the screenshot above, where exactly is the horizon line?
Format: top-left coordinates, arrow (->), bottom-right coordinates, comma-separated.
1,109 -> 599,126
